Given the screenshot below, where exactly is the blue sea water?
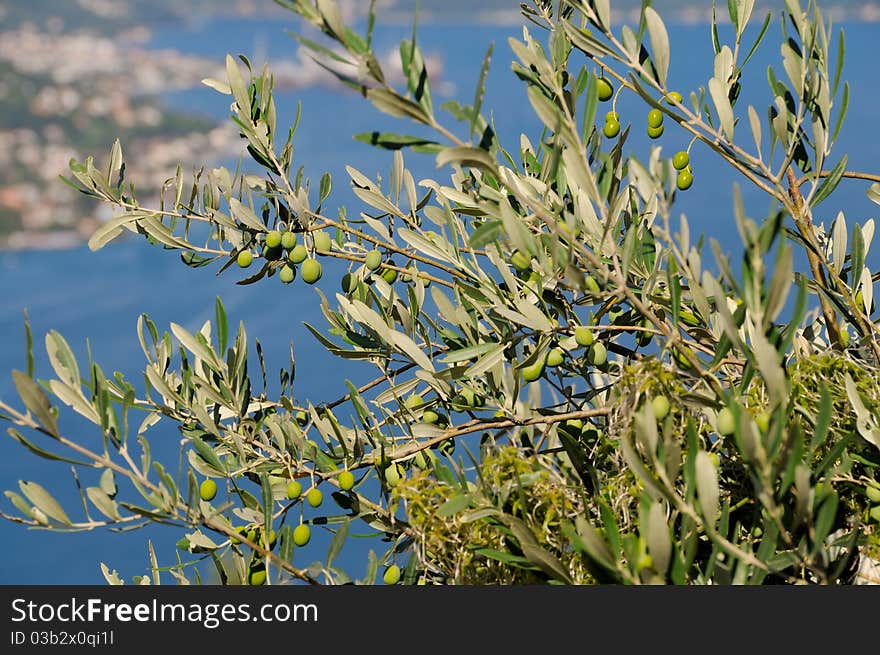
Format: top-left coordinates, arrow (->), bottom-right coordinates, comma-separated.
1,14 -> 879,584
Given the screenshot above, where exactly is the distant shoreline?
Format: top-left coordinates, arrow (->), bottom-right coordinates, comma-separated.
139,2 -> 880,28
356,4 -> 880,26
2,3 -> 878,254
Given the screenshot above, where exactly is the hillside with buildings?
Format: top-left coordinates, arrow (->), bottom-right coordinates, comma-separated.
1,0 -> 878,249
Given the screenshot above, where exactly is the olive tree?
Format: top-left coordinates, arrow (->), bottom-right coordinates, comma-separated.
2,0 -> 880,585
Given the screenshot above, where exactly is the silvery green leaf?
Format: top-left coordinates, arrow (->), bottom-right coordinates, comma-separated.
201,77 -> 231,94
527,85 -> 562,134
352,186 -> 404,218
708,77 -> 734,140
748,105 -> 762,154
398,228 -> 458,264
845,374 -> 880,450
435,146 -> 497,171
465,343 -> 506,379
88,211 -> 155,251
765,244 -> 793,322
185,529 -> 220,552
100,469 -> 117,497
695,452 -> 719,524
713,46 -> 734,86
737,0 -> 756,36
812,155 -> 848,208
228,198 -> 265,232
170,323 -> 221,373
365,87 -> 430,123
100,563 -> 125,585
859,267 -> 873,315
19,481 -> 71,525
225,54 -> 250,118
831,211 -> 847,274
593,0 -> 610,30
781,41 -> 804,97
87,487 -> 122,521
514,298 -> 555,332
646,501 -> 672,576
441,342 -> 500,364
12,371 -> 59,437
644,7 -> 670,86
750,320 -> 787,405
387,330 -> 435,373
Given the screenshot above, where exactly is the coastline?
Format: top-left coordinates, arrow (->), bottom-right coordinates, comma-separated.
2,3 -> 879,253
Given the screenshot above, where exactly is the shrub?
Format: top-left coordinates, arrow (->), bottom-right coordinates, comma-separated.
2,0 -> 879,585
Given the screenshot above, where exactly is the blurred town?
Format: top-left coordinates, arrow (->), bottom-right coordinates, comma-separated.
0,0 -> 878,250
0,0 -> 455,250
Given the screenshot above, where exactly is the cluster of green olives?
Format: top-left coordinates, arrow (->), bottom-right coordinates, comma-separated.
672,149 -> 693,191
339,248 -> 430,298
595,77 -> 694,192
236,228 -> 330,285
520,324 -> 608,385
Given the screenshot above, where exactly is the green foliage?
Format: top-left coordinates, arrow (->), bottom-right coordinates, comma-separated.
2,0 -> 880,585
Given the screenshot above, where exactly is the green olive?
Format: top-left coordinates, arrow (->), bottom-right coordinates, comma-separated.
672,151 -> 690,170
596,77 -> 613,101
511,250 -> 531,272
574,326 -> 595,347
651,395 -> 670,420
603,119 -> 621,139
281,231 -> 297,250
677,169 -> 694,191
236,250 -> 254,268
301,258 -> 323,284
546,347 -> 565,368
262,529 -> 278,549
341,272 -> 358,293
412,450 -> 433,469
312,230 -> 332,252
404,393 -> 424,410
338,470 -> 355,491
288,244 -> 308,264
292,523 -> 311,547
521,357 -> 546,383
380,265 -> 399,284
199,479 -> 218,502
248,567 -> 267,586
588,342 -> 607,366
383,564 -> 402,585
279,264 -> 296,284
717,407 -> 736,436
306,487 -> 323,508
365,249 -> 382,271
286,480 -> 302,500
265,230 -> 282,249
755,412 -> 770,433
384,462 -> 405,487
